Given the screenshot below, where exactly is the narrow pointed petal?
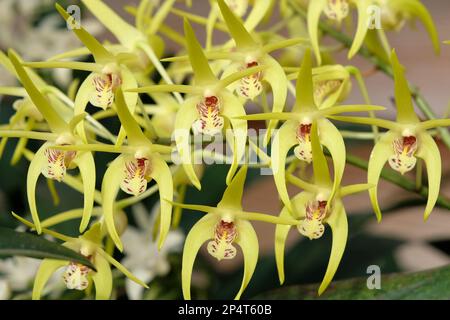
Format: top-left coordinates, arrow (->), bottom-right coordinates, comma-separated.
217,65 -> 268,90
115,87 -> 148,145
32,259 -> 69,300
416,133 -> 441,220
243,0 -> 271,32
128,84 -> 199,94
221,92 -> 247,185
368,131 -> 398,221
23,61 -> 101,72
391,50 -> 419,124
73,74 -> 95,142
174,97 -> 202,190
293,49 -> 316,112
340,183 -> 374,197
101,155 -> 126,251
73,152 -> 96,233
149,154 -> 174,249
8,50 -> 67,133
348,0 -> 371,59
81,0 -> 143,49
271,120 -> 299,213
167,200 -> 220,215
233,210 -> 299,225
275,192 -> 310,284
262,38 -> 309,54
318,202 -> 348,295
182,214 -> 219,300
329,115 -> 397,130
218,166 -> 247,210
27,143 -> 51,234
217,0 -> 257,49
318,119 -> 344,197
234,220 -> 258,300
183,19 -> 216,85
311,122 -> 332,186
97,248 -> 149,288
263,56 -> 288,145
419,118 -> 450,131
319,104 -> 386,117
392,0 -> 440,54
307,0 -> 327,65
92,253 -> 113,300
235,112 -> 298,121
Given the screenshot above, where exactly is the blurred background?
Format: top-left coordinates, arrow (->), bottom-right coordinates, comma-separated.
0,0 -> 449,299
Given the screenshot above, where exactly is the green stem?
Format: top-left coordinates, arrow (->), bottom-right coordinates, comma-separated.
288,0 -> 450,149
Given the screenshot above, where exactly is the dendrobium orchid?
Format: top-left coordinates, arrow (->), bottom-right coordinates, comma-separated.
331,50 -> 450,221
0,50 -> 96,234
129,19 -> 266,189
56,88 -> 174,251
24,4 -> 138,145
308,0 -> 440,65
237,49 -> 384,213
168,166 -> 299,300
12,216 -> 148,300
274,122 -> 373,294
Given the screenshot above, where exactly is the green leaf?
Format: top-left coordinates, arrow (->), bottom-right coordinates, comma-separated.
0,227 -> 95,270
256,264 -> 450,300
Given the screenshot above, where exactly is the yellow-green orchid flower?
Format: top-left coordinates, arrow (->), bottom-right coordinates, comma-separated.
331,49 -> 450,221
56,87 -> 174,251
237,49 -> 384,213
169,165 -> 299,300
308,0 -> 440,65
13,215 -> 147,300
275,121 -> 372,294
130,19 -> 266,189
1,50 -> 96,234
24,4 -> 138,145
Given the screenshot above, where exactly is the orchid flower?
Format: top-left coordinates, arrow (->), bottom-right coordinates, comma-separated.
168,165 -> 299,300
331,49 -> 450,221
308,0 -> 440,65
237,49 -> 384,213
0,50 -> 96,234
24,4 -> 138,145
12,215 -> 148,300
56,87 -> 174,251
129,19 -> 266,188
274,121 -> 373,294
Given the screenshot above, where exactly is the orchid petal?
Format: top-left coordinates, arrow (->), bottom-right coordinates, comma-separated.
271,120 -> 299,213
184,19 -> 216,86
174,97 -> 202,190
149,154 -> 174,249
32,259 -> 69,300
218,165 -> 247,210
416,133 -> 441,220
311,121 -> 331,186
339,183 -> 374,197
72,151 -> 96,233
221,92 -> 247,185
92,253 -> 113,300
318,104 -> 386,117
263,56 -> 288,145
391,50 -> 419,124
368,131 -> 398,221
9,50 -> 67,133
81,0 -> 143,49
234,220 -> 258,300
275,192 -> 311,284
329,115 -> 397,130
182,214 -> 219,299
217,0 -> 257,49
73,74 -> 95,142
318,201 -> 348,295
419,118 -> 450,131
101,155 -> 126,251
243,0 -> 271,32
348,0 -> 372,59
307,0 -> 327,65
293,49 -> 316,113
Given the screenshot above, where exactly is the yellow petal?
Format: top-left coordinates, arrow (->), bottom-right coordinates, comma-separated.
218,165 -> 247,210
318,201 -> 348,295
182,214 -> 219,299
348,0 -> 372,59
92,253 -> 113,300
101,155 -> 127,251
271,120 -> 299,213
293,49 -> 317,112
72,151 -> 96,233
234,219 -> 258,300
32,259 -> 69,300
416,133 -> 441,220
149,154 -> 174,249
311,121 -> 331,186
307,0 -> 327,65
